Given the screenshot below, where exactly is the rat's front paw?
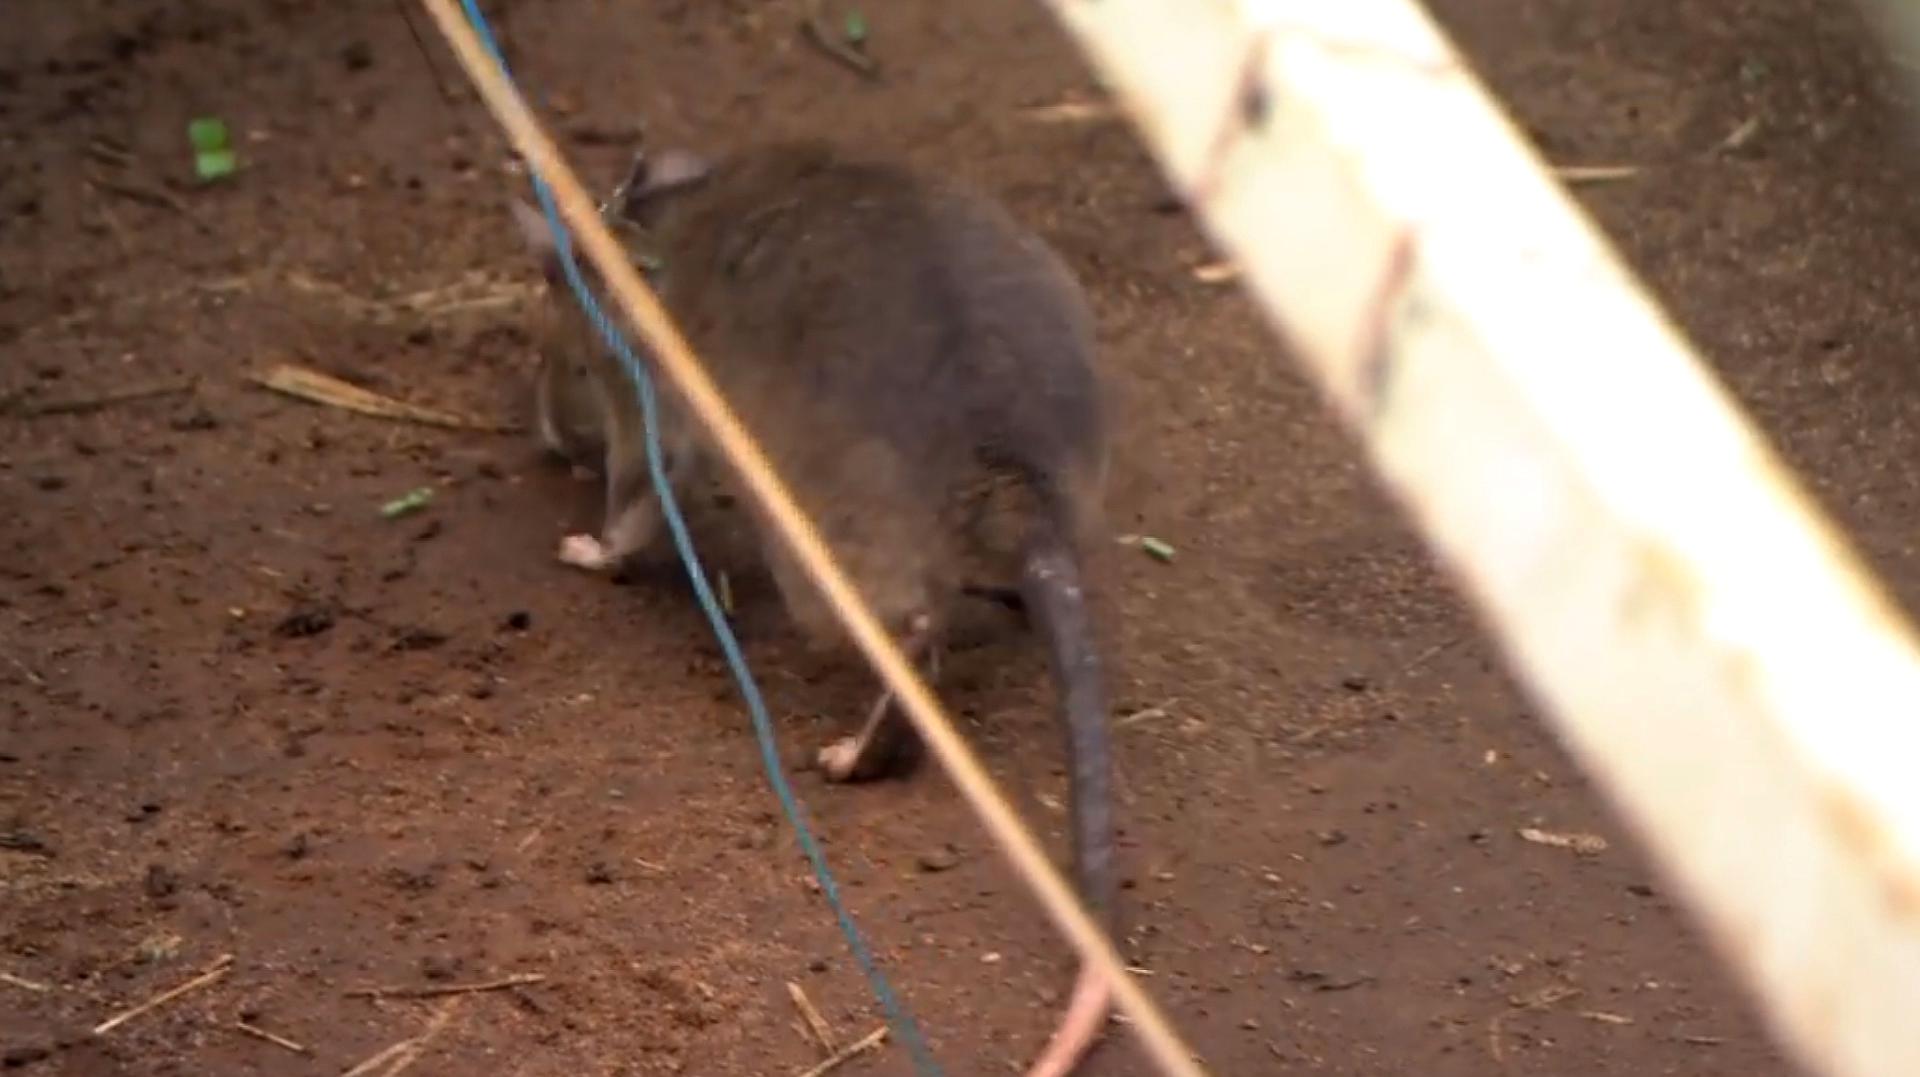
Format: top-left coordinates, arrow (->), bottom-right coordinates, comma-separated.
816,737 -> 863,783
557,533 -> 613,571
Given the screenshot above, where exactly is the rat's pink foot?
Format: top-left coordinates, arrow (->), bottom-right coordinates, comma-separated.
557,533 -> 613,571
816,736 -> 863,782
569,464 -> 596,483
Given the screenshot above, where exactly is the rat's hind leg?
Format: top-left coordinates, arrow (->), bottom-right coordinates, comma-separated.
751,510 -> 944,782
817,614 -> 941,783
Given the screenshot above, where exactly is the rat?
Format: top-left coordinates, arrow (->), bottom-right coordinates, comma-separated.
514,140 -> 1119,1076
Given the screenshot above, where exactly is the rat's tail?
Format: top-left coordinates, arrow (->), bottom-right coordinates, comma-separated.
1017,499 -> 1117,1077
1024,967 -> 1113,1077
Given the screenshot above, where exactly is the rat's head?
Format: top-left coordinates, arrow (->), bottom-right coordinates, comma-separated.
508,149 -> 710,460
614,145 -> 712,228
508,142 -> 711,287
508,142 -> 714,379
509,195 -> 623,456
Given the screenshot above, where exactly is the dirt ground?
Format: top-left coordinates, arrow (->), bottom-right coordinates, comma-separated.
6,0 -> 1917,1073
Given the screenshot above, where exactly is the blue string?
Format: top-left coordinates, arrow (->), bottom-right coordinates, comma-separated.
452,4 -> 941,1071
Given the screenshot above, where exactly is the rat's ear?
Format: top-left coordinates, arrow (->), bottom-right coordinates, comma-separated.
619,147 -> 711,225
509,198 -> 565,283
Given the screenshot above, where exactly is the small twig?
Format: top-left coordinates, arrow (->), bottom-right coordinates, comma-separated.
1517,827 -> 1609,856
233,1019 -> 311,1054
1191,259 -> 1240,284
86,138 -> 135,168
2,971 -> 51,993
1714,116 -> 1762,154
380,998 -> 463,1077
800,2 -> 879,80
1487,1007 -> 1514,1064
340,1039 -> 412,1077
1488,984 -> 1581,1062
92,954 -> 234,1035
1393,632 -> 1463,680
281,269 -> 537,321
344,972 -> 546,999
390,0 -> 462,109
787,980 -> 837,1053
794,1025 -> 887,1077
1552,164 -> 1642,186
10,378 -> 196,418
249,362 -> 518,433
1116,702 -> 1177,728
1019,99 -> 1118,124
89,176 -> 210,233
88,180 -> 136,260
0,648 -> 45,686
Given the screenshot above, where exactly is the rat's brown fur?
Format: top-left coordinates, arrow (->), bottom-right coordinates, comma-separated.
518,140 -> 1119,1075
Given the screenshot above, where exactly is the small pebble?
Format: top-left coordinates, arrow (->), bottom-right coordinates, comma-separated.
143,863 -> 179,899
274,605 -> 334,639
385,865 -> 438,893
169,407 -> 218,432
916,844 -> 960,873
3,1043 -> 52,1068
420,954 -> 462,981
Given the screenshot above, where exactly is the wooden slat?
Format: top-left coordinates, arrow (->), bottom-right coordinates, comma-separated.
1034,3 -> 1920,1076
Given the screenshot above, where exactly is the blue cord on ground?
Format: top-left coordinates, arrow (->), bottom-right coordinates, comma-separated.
452,3 -> 943,1071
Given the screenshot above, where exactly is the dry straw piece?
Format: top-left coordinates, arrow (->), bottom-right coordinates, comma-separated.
92,954 -> 234,1036
250,362 -> 517,432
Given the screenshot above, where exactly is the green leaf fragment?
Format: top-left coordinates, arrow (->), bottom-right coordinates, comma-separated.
380,486 -> 435,519
189,118 -> 236,182
1138,536 -> 1176,563
188,117 -> 230,154
195,149 -> 237,182
844,9 -> 868,45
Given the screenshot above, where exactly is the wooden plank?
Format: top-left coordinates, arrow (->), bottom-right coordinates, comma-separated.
1034,3 -> 1920,1076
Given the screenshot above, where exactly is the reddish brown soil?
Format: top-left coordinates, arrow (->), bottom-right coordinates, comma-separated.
5,0 -> 1912,1073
